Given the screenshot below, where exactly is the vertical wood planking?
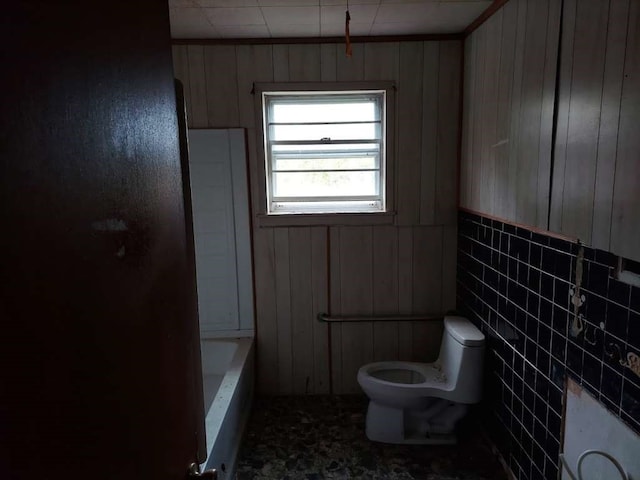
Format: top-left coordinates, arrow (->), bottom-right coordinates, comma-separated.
364,42 -> 399,80
186,45 -> 208,128
320,44 -> 337,81
478,13 -> 502,215
397,42 -> 425,225
272,44 -> 289,82
311,227 -> 329,394
246,129 -> 262,217
411,227 -> 444,362
460,35 -> 476,209
516,0 -> 549,227
236,45 -> 273,128
372,226 -> 399,361
236,45 -> 273,217
537,0 -> 561,229
289,44 -> 321,81
507,0 -> 528,221
435,40 -> 462,226
336,43 -> 364,81
411,321 -> 444,363
420,42 -> 438,224
339,226 -> 374,394
493,1 -> 518,219
441,225 -> 458,311
397,227 -> 414,361
592,0 -> 630,251
289,227 -> 315,394
560,0 -> 609,241
203,46 -> 239,127
252,228 -> 278,394
470,25 -> 486,210
329,227 -> 342,393
412,226 -> 443,314
274,228 -> 293,394
550,0 -> 577,233
611,0 -> 640,260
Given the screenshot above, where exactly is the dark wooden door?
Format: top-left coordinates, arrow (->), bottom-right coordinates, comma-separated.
0,2 -> 205,478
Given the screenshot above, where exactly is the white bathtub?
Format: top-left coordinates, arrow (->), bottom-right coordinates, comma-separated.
200,337 -> 254,479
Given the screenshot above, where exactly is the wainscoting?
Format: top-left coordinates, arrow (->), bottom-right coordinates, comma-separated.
457,210 -> 640,480
172,41 -> 461,395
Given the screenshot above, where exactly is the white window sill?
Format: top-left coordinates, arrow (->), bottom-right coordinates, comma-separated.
256,211 -> 396,227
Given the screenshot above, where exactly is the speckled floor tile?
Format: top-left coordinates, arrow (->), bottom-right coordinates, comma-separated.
236,396 -> 508,480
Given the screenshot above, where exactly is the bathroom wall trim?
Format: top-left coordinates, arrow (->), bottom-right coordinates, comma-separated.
460,207 -> 577,244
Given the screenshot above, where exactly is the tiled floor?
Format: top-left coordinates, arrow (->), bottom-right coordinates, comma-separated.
236,396 -> 508,480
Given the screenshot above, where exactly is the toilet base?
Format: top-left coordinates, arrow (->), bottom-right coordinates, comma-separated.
364,400 -> 465,445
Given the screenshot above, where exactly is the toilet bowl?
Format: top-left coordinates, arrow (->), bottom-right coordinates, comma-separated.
357,315 -> 485,444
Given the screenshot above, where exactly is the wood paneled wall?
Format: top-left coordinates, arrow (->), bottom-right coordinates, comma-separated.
461,0 -> 640,263
173,41 -> 461,394
460,0 -> 561,230
551,0 -> 640,260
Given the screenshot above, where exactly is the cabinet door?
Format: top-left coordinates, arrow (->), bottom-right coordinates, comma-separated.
610,0 -> 640,261
551,0 -> 640,261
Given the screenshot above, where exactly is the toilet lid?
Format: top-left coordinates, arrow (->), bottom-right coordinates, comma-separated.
444,316 -> 485,346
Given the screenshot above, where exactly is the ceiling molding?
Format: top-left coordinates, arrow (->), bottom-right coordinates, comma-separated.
172,33 -> 463,46
463,0 -> 511,37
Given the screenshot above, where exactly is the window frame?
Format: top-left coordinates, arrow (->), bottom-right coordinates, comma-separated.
254,81 -> 396,227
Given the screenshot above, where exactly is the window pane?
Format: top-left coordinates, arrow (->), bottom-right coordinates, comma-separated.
273,143 -> 379,153
274,155 -> 378,172
271,100 -> 379,123
273,171 -> 379,197
270,122 -> 379,141
272,200 -> 382,214
262,88 -> 388,215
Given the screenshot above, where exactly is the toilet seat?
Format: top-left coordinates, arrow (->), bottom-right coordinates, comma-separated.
360,361 -> 449,387
357,361 -> 459,407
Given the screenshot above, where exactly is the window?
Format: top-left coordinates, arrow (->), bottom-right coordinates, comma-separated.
258,84 -> 393,217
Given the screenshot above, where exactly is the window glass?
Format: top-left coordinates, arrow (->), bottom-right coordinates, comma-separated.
263,90 -> 386,215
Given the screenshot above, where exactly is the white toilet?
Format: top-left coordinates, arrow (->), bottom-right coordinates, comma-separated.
357,315 -> 485,445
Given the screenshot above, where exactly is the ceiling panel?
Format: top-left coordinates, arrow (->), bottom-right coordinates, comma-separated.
321,4 -> 379,24
169,0 -> 492,39
215,24 -> 271,36
170,7 -> 219,38
261,6 -> 321,24
203,6 -> 265,25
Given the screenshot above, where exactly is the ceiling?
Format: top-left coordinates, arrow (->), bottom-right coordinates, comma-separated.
169,0 -> 493,39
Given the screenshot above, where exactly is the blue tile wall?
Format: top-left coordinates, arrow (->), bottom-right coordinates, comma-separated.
456,211 -> 640,480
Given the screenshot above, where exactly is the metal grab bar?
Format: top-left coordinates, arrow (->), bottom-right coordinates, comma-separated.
317,312 -> 442,323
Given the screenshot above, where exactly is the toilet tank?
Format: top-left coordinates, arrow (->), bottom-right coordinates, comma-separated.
437,316 -> 485,404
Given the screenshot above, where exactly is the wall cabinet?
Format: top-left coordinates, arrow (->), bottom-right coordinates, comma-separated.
461,0 -> 561,230
461,0 -> 640,262
551,0 -> 640,260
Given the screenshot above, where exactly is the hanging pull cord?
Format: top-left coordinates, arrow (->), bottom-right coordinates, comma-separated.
345,9 -> 352,58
